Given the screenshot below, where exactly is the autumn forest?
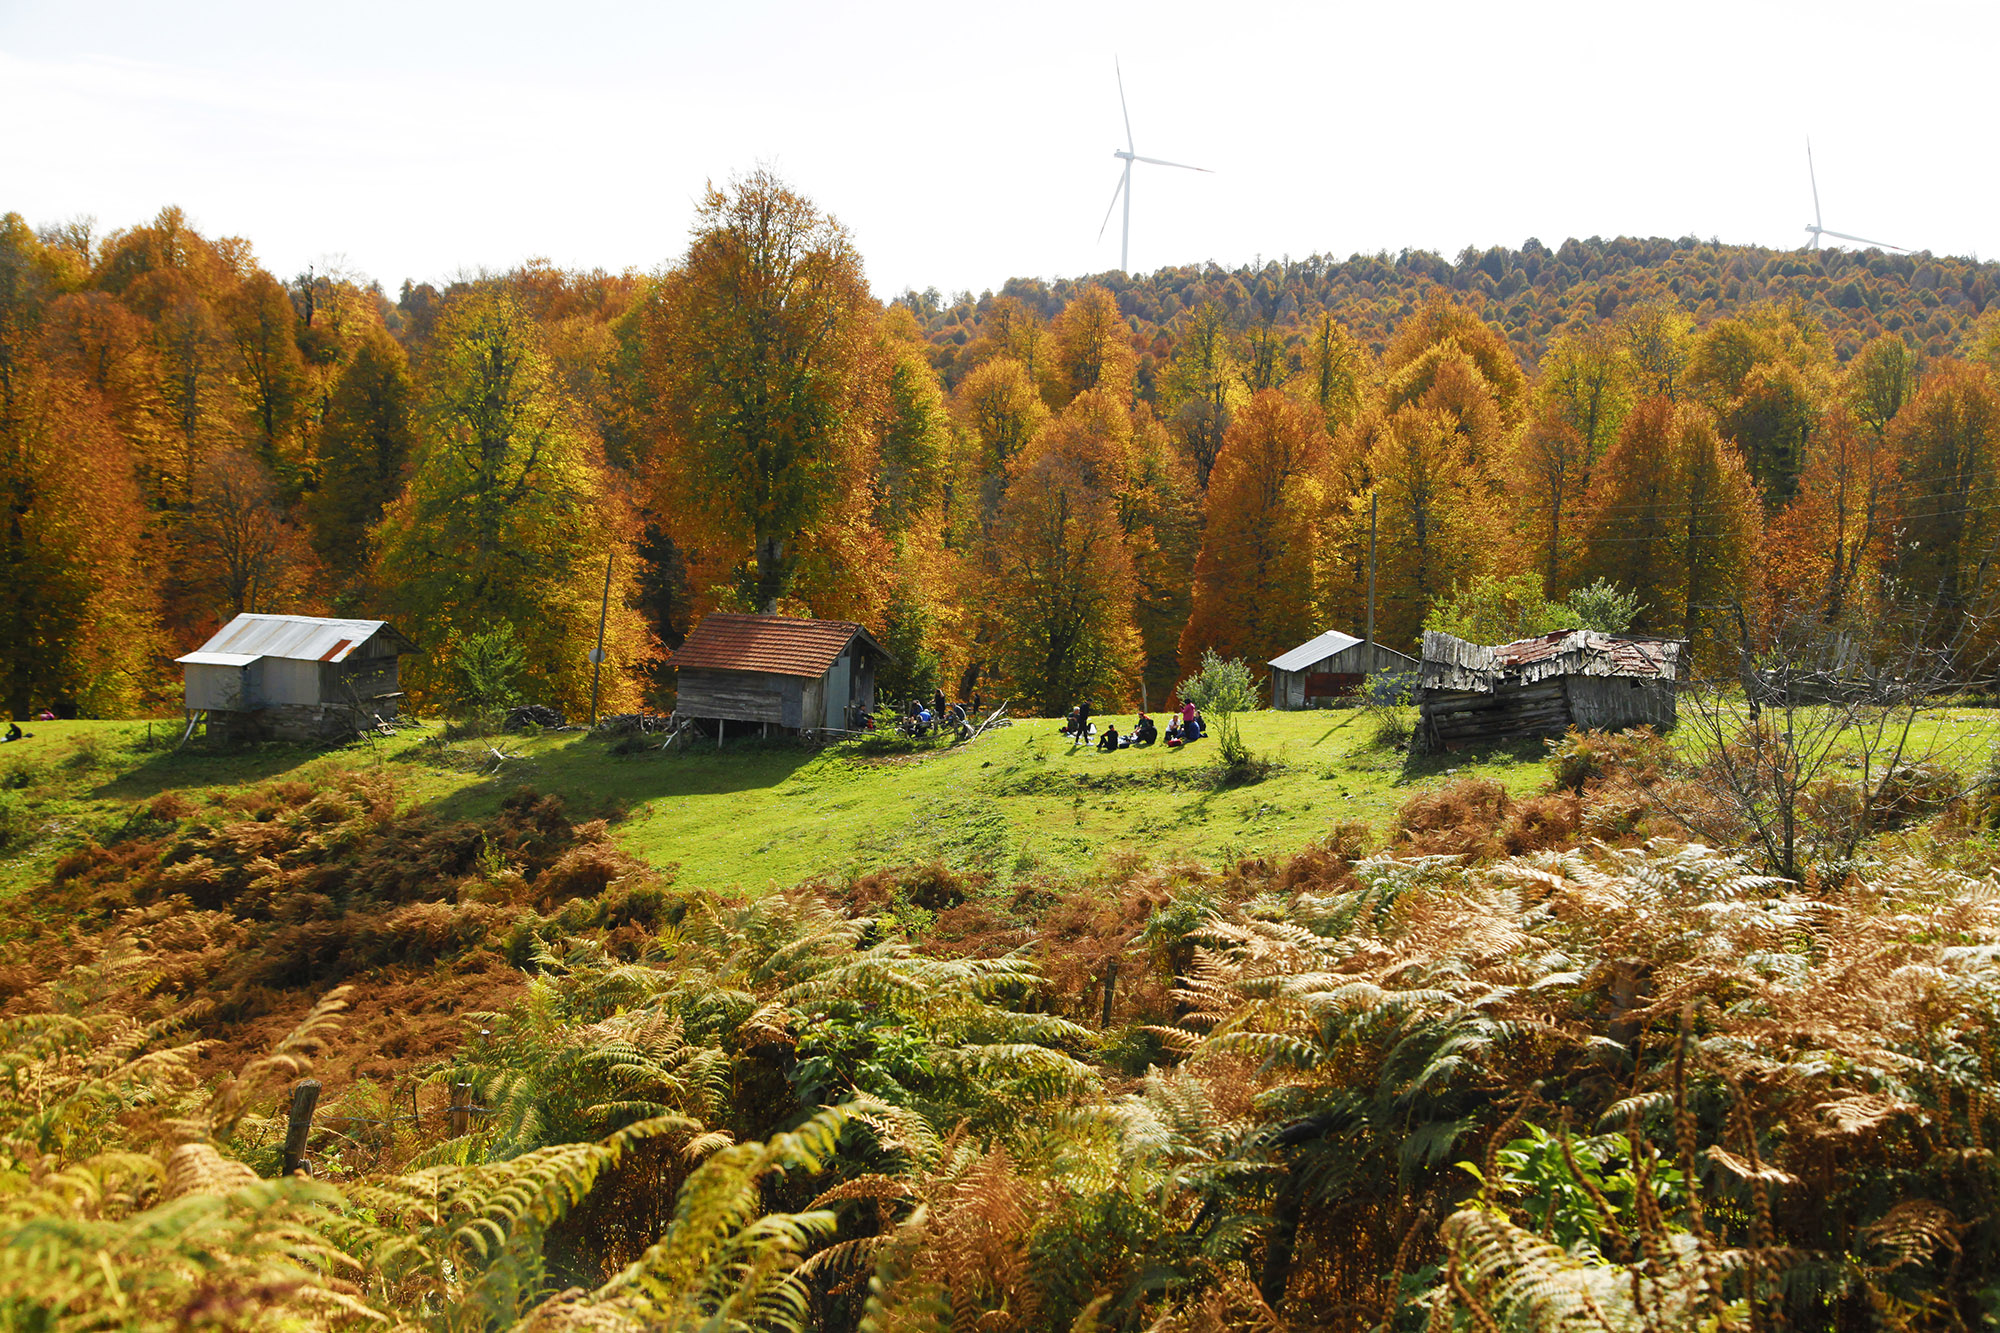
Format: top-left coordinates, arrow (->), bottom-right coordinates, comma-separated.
7,171 -> 2000,720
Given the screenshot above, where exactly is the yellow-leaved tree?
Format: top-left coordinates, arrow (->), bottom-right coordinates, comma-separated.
374,290 -> 649,715
644,170 -> 879,615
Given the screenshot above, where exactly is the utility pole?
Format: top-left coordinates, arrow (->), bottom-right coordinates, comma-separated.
1366,490 -> 1378,649
588,553 -> 612,728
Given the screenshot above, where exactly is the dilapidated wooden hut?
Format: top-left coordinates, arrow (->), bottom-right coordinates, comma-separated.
1266,630 -> 1419,709
1416,628 -> 1684,752
177,614 -> 417,742
671,614 -> 894,739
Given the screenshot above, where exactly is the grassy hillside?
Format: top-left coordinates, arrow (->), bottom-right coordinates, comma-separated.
10,705 -> 2000,1327
10,702 -> 2000,899
0,711 -> 1547,896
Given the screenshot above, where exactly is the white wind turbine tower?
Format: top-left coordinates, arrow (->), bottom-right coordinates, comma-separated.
1802,140 -> 1907,253
1098,60 -> 1211,274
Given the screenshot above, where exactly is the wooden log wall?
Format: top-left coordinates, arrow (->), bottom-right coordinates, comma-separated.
1420,681 -> 1571,751
1419,677 -> 1677,751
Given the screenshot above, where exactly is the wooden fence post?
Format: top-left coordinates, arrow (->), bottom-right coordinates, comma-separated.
281,1079 -> 321,1176
448,1081 -> 472,1137
1100,958 -> 1119,1028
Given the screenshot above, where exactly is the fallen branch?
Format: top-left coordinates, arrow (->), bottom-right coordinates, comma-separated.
964,700 -> 1013,744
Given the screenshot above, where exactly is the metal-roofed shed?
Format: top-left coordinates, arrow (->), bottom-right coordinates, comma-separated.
1416,628 -> 1685,752
176,614 -> 417,742
672,613 -> 894,738
1266,630 -> 1419,709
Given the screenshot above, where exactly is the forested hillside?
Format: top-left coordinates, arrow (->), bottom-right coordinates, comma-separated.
7,179 -> 2000,723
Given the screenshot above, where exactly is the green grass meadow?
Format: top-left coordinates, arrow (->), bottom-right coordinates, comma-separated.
7,702 -> 2000,897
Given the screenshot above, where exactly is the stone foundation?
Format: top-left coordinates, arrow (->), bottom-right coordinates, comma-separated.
207,698 -> 401,744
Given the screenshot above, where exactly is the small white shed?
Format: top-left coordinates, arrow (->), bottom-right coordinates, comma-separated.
1267,630 -> 1419,709
177,614 -> 417,742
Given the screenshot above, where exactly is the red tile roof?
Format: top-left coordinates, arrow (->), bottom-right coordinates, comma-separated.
671,614 -> 887,679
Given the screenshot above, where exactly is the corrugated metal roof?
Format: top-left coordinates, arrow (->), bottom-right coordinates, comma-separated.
1268,629 -> 1363,673
671,613 -> 893,679
175,614 -> 414,667
178,651 -> 261,668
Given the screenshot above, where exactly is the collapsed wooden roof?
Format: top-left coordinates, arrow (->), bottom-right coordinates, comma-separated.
1419,629 -> 1685,694
671,613 -> 894,680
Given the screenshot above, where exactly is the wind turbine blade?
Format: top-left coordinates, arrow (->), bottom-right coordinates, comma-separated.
1097,167 -> 1128,242
1131,155 -> 1213,172
1115,57 -> 1134,154
1807,139 -> 1823,232
1819,228 -> 1907,252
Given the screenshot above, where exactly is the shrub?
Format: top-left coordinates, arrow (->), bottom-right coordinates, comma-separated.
1177,649 -> 1258,769
1499,791 -> 1581,854
452,627 -> 527,712
1395,777 -> 1513,859
1544,726 -> 1671,792
1426,573 -> 1640,644
1361,671 -> 1416,748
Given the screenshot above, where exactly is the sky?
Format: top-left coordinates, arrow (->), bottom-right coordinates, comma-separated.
3,0 -> 1995,301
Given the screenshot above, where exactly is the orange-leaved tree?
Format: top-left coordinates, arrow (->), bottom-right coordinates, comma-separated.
0,365 -> 158,717
1762,406 -> 1898,625
983,393 -> 1142,714
1577,397 -> 1762,652
1177,391 -> 1330,674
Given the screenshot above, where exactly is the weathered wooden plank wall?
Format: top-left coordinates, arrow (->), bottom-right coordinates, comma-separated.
1565,676 -> 1676,731
677,670 -> 798,726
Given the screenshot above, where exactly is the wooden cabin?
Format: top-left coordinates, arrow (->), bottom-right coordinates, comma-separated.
1416,628 -> 1684,752
671,614 -> 894,739
1266,630 -> 1419,709
177,614 -> 417,742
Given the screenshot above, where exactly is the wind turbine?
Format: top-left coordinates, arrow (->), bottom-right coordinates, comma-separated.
1802,140 -> 1907,253
1097,60 -> 1211,274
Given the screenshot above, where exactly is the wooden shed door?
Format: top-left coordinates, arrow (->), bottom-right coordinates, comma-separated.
825,651 -> 850,729
1304,672 -> 1364,699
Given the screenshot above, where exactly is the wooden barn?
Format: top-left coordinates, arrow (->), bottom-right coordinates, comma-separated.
1416,628 -> 1685,752
177,614 -> 416,743
671,613 -> 893,740
1266,630 -> 1419,709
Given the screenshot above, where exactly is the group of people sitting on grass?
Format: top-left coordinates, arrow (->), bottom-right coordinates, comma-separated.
853,690 -> 983,736
1061,701 -> 1205,752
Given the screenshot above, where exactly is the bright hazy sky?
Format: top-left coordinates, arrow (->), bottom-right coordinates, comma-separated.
4,0 -> 1995,300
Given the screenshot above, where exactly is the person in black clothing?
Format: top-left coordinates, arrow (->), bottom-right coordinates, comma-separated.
3,722 -> 20,743
931,688 -> 947,719
1097,722 -> 1120,752
1131,714 -> 1156,746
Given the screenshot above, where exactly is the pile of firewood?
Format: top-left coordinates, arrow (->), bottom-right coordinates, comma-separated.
595,712 -> 674,735
503,705 -> 565,731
